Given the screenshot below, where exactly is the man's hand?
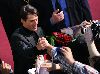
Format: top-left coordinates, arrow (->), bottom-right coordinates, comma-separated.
80,20 -> 91,28
50,9 -> 64,24
41,63 -> 61,71
36,37 -> 48,50
36,37 -> 53,50
41,63 -> 52,71
61,47 -> 75,65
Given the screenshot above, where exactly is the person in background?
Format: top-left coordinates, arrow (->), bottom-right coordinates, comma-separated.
37,0 -> 92,35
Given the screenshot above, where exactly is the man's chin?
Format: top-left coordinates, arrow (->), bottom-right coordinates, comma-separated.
33,28 -> 37,31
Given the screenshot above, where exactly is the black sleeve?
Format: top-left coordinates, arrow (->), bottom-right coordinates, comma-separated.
81,0 -> 92,21
10,34 -> 39,59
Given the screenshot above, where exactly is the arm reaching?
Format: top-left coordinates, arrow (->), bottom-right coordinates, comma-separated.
84,26 -> 100,58
61,47 -> 99,74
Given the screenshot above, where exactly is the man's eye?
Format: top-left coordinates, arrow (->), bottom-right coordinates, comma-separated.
30,20 -> 34,22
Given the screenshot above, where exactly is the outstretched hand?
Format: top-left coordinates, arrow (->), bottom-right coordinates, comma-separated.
50,9 -> 64,24
36,37 -> 49,50
80,20 -> 91,28
83,26 -> 93,44
36,37 -> 53,50
60,47 -> 75,65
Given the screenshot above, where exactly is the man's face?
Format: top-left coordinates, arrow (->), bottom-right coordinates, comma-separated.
21,14 -> 38,32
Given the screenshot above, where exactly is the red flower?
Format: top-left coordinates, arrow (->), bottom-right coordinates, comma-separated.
52,32 -> 73,46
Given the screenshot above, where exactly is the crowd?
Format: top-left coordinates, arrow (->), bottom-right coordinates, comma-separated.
0,0 -> 99,74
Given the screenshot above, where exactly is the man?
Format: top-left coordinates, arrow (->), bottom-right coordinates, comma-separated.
10,4 -> 65,74
10,4 -> 54,74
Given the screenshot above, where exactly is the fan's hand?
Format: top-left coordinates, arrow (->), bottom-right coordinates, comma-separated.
84,27 -> 93,44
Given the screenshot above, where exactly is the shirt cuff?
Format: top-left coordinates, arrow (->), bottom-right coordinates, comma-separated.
52,47 -> 58,57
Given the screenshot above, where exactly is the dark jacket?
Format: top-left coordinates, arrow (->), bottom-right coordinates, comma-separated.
10,26 -> 46,74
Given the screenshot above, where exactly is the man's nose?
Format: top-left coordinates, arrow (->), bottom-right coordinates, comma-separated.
33,20 -> 38,25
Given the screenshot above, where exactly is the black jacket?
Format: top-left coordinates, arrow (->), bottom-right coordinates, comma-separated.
10,26 -> 46,74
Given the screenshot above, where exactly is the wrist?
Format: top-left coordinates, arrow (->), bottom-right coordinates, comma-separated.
46,45 -> 54,56
52,63 -> 61,70
86,39 -> 93,45
87,41 -> 100,58
46,44 -> 54,50
87,41 -> 96,49
68,59 -> 75,65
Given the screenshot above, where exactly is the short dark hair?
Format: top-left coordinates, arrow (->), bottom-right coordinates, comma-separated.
20,4 -> 38,21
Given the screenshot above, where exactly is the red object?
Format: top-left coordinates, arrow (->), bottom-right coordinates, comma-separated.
0,17 -> 14,70
43,54 -> 51,60
52,32 -> 72,46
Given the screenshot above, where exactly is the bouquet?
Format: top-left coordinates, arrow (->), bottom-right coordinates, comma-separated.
46,32 -> 73,46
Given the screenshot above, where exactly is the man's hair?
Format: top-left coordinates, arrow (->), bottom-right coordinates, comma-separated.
20,4 -> 38,21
